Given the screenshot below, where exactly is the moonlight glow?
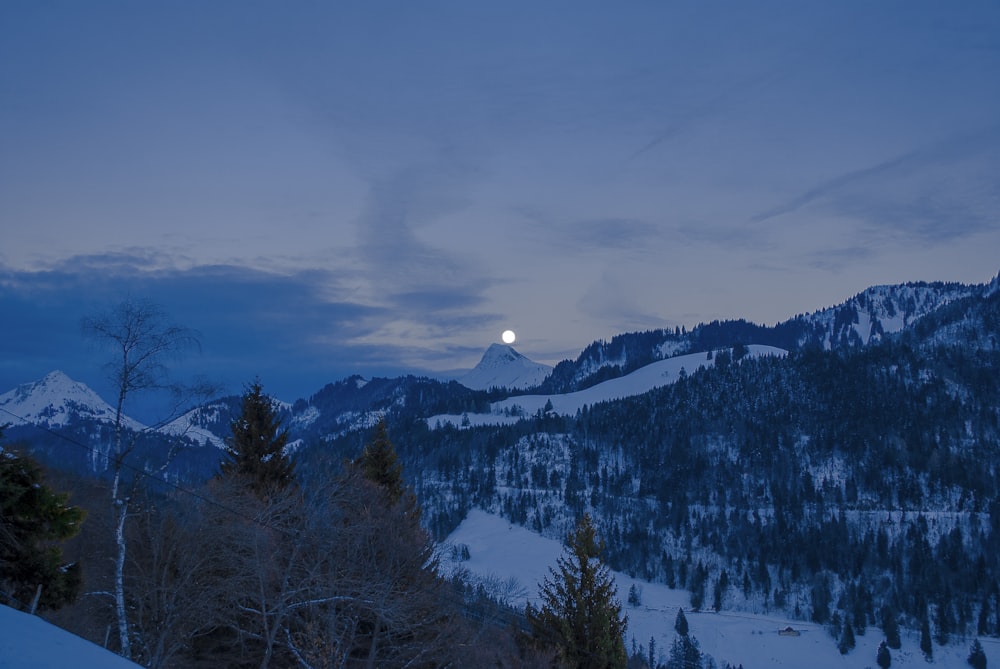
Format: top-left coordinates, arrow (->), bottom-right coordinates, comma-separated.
501,330 -> 516,344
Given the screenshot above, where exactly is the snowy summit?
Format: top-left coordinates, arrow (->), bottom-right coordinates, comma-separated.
457,344 -> 552,391
0,370 -> 144,431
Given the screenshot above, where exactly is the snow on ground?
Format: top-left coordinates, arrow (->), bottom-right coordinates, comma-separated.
429,346 -> 787,429
444,508 -> 1000,668
0,604 -> 142,669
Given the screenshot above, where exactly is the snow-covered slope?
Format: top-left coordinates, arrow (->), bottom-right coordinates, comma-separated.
432,345 -> 785,428
443,509 -> 999,669
457,344 -> 552,390
158,401 -> 231,449
794,281 -> 977,349
0,604 -> 142,669
0,371 -> 144,431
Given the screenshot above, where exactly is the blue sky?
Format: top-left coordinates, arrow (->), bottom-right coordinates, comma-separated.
2,1 -> 999,407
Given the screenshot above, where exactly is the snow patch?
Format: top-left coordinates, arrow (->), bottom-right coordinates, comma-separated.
431,346 -> 786,428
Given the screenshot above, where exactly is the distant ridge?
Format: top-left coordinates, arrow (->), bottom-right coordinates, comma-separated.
457,343 -> 552,390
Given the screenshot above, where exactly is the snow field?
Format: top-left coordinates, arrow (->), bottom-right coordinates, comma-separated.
444,508 -> 999,668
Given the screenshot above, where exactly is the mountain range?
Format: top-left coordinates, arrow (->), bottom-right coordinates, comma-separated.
3,271 -> 1000,661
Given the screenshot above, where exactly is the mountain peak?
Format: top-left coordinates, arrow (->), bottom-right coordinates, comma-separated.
0,371 -> 144,430
458,344 -> 553,390
479,343 -> 527,367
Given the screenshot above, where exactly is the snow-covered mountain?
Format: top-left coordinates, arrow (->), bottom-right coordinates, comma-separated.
457,343 -> 553,390
433,345 -> 786,428
159,400 -> 236,449
0,370 -> 144,431
538,274 -> 999,393
789,280 -> 980,349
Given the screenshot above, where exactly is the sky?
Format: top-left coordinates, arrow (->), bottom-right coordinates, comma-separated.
2,1 -> 999,408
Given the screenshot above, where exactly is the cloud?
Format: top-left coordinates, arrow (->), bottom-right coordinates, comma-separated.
802,245 -> 878,273
566,218 -> 661,252
0,257 -> 469,405
751,126 -> 1000,244
576,270 -> 672,333
350,165 -> 503,342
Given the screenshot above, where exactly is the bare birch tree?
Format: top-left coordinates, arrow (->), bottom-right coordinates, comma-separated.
82,298 -> 203,660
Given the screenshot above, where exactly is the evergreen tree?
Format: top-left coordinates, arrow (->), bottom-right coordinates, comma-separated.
674,607 -> 689,636
876,640 -> 891,668
666,634 -> 702,669
881,605 -> 901,649
355,418 -> 405,504
920,616 -> 933,660
968,639 -> 987,669
0,435 -> 85,611
527,513 -> 628,669
838,616 -> 856,654
219,380 -> 294,496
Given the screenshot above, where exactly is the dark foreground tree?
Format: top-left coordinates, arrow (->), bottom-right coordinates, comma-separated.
200,432 -> 461,669
0,432 -> 85,611
527,513 -> 628,669
220,380 -> 295,496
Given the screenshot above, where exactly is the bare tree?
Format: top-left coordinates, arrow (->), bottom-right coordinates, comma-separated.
82,297 -> 204,660
201,477 -> 314,669
126,491 -> 219,669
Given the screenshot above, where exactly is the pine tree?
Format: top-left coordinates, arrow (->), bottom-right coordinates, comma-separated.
876,640 -> 891,668
355,419 -> 405,504
968,638 -> 987,669
666,634 -> 702,669
920,616 -> 933,660
219,380 -> 294,496
838,616 -> 856,654
0,435 -> 85,611
527,513 -> 628,669
675,607 -> 689,636
881,605 -> 901,649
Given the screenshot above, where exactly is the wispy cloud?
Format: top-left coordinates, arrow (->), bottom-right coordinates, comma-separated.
353,166 -> 502,341
752,126 -> 1000,243
566,218 -> 661,251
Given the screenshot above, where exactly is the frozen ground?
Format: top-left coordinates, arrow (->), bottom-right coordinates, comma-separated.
0,603 -> 142,669
445,508 -> 999,668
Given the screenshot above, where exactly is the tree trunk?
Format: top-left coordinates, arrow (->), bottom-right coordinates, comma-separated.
115,497 -> 131,659
365,616 -> 382,669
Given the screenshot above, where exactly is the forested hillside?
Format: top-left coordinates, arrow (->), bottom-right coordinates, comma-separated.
318,287 -> 1000,645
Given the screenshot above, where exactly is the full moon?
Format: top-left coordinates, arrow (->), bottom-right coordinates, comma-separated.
501,330 -> 516,344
